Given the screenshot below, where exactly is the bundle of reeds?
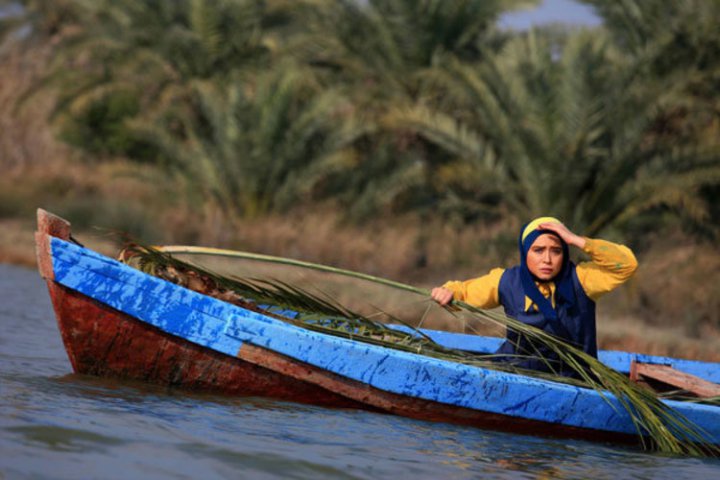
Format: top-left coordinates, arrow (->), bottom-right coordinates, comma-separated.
119,243 -> 719,457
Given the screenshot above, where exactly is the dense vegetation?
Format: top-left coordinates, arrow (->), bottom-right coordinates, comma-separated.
2,0 -> 718,240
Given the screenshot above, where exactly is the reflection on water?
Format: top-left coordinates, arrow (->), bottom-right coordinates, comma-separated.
1,264 -> 719,479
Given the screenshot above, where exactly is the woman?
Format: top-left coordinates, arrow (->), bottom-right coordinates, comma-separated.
431,217 -> 638,375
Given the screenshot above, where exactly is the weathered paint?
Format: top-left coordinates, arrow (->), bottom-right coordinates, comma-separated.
389,326 -> 720,383
45,236 -> 720,445
43,243 -> 366,407
51,238 -> 271,357
225,312 -> 720,442
237,343 -> 639,445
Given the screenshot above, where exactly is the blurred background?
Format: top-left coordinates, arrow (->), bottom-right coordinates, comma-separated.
1,0 -> 718,359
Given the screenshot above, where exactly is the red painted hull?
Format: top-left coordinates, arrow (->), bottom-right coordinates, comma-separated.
44,276 -> 369,408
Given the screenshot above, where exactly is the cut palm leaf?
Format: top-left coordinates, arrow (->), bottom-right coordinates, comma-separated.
121,244 -> 719,457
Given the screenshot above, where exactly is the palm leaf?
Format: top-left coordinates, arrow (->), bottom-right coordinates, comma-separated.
121,243 -> 720,457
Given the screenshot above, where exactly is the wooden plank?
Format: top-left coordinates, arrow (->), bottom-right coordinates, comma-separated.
631,360 -> 720,398
604,350 -> 720,384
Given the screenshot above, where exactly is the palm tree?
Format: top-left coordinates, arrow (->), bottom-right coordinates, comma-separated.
14,0 -> 541,220
293,0 -> 534,102
21,0 -> 277,159
129,63 -> 370,219
281,0 -> 534,219
581,0 -> 720,235
580,0 -> 719,126
383,28 -> 720,237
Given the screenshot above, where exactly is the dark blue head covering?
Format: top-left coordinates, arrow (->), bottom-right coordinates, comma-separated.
518,222 -> 575,320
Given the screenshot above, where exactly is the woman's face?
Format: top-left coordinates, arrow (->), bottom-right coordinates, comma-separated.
526,234 -> 564,281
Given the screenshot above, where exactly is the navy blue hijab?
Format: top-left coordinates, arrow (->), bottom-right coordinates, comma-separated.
518,223 -> 576,320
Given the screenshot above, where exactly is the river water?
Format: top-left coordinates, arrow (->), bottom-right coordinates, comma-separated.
1,263 -> 719,479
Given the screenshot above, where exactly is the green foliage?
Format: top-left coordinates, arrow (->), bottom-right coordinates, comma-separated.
579,0 -> 720,234
58,88 -> 145,156
129,64 -> 370,217
9,0 -> 720,237
385,29 -> 720,237
17,0 -> 276,162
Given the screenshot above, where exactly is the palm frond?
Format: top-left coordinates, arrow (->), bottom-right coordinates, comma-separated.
122,243 -> 720,457
120,242 -> 544,372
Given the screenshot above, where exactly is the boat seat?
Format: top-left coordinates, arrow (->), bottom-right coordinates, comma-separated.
630,360 -> 720,398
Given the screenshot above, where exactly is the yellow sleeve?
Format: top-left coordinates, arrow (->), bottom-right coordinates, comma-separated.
576,238 -> 638,301
442,268 -> 505,309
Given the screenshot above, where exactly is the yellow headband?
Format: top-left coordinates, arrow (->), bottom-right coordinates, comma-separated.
521,216 -> 562,243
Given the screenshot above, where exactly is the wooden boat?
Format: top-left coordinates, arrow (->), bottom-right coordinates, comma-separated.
35,209 -> 720,447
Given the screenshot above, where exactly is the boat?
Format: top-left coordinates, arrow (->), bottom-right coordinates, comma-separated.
35,209 -> 720,449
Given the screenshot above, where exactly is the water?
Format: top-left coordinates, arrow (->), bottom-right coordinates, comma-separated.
1,264 -> 719,479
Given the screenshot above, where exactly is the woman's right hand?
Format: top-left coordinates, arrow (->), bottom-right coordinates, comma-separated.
431,287 -> 454,306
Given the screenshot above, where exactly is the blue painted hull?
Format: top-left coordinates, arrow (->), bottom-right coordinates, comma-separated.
41,235 -> 720,446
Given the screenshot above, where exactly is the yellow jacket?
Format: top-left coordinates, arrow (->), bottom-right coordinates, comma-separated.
442,238 -> 638,311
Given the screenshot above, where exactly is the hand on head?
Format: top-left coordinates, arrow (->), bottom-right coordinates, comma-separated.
537,221 -> 586,249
